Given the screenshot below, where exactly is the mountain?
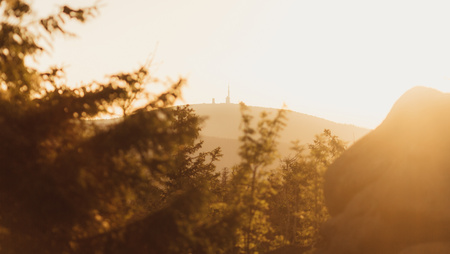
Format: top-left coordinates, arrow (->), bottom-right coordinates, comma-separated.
189,103 -> 372,170
200,136 -> 293,171
89,103 -> 372,171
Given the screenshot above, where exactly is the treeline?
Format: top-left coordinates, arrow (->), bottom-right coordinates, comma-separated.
0,1 -> 346,253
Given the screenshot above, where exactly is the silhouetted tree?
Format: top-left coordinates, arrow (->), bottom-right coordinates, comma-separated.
0,1 -> 240,253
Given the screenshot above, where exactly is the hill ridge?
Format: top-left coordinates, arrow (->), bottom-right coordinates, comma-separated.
187,103 -> 371,145
187,103 -> 372,132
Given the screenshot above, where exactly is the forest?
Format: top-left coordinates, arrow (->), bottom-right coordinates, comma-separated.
0,1 -> 347,253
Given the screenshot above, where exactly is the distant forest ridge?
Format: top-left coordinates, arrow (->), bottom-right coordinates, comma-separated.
200,135 -> 293,170
88,103 -> 372,170
189,103 -> 371,144
189,103 -> 371,170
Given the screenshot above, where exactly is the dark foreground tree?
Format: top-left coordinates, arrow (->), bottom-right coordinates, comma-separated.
0,1 -> 240,253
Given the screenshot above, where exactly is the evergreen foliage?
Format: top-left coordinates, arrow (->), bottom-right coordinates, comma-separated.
0,1 -> 349,253
267,130 -> 347,248
228,103 -> 287,254
0,1 -> 238,253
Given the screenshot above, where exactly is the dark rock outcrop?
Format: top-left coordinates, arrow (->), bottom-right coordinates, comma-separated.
320,87 -> 450,254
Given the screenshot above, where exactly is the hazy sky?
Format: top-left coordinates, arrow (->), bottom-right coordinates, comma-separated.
34,0 -> 450,129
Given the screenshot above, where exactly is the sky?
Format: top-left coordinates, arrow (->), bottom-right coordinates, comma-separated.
33,0 -> 450,129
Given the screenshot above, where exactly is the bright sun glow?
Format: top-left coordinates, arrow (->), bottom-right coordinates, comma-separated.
33,0 -> 450,129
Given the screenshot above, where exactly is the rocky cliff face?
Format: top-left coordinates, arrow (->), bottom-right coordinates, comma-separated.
320,87 -> 450,254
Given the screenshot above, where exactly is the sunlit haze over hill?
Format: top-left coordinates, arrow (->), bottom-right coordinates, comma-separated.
33,0 -> 450,129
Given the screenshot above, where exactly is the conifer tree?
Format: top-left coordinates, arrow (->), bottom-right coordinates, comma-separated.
227,103 -> 287,254
0,1 -> 240,253
267,130 -> 347,247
